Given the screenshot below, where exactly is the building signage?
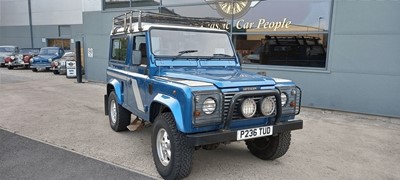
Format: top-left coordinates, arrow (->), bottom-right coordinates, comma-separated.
206,18 -> 291,31
205,0 -> 255,19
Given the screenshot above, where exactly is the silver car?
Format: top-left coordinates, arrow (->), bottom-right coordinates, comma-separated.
0,46 -> 19,67
51,52 -> 83,75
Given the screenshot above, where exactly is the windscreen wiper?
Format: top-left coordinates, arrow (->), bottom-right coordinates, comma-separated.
176,50 -> 198,57
212,53 -> 233,57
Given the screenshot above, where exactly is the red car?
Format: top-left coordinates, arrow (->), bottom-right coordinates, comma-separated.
5,48 -> 40,69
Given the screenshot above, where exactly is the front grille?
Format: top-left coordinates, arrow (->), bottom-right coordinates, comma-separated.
222,92 -> 276,122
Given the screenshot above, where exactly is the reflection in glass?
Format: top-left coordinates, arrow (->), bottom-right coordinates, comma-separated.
238,34 -> 327,67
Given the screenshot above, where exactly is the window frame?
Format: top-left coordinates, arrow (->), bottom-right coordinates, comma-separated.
110,35 -> 129,64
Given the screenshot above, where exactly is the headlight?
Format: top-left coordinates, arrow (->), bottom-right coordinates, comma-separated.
11,56 -> 15,59
30,58 -> 33,63
193,92 -> 222,126
260,96 -> 276,116
202,98 -> 216,115
48,58 -> 52,62
281,93 -> 288,107
241,98 -> 257,118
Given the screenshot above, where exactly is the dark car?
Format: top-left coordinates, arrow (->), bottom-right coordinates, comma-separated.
0,46 -> 19,67
5,48 -> 40,69
30,47 -> 64,72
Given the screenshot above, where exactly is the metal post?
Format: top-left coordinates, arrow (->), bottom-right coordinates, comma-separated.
75,41 -> 82,83
230,0 -> 234,41
28,0 -> 34,48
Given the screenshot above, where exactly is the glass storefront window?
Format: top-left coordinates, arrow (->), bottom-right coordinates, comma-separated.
103,0 -> 332,68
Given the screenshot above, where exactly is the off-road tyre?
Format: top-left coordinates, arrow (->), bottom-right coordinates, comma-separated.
108,91 -> 130,131
152,112 -> 194,180
53,70 -> 59,75
32,68 -> 37,72
7,66 -> 14,70
245,131 -> 291,160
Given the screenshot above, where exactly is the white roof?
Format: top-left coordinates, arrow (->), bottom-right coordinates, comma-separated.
111,22 -> 227,35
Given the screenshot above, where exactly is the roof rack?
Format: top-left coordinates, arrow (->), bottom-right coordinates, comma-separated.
112,11 -> 226,34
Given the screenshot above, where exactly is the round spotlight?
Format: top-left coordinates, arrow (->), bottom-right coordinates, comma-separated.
241,98 -> 257,118
260,97 -> 276,116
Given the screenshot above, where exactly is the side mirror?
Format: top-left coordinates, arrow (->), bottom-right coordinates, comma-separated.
131,50 -> 141,65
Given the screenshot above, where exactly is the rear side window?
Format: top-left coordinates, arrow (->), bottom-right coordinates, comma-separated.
111,37 -> 128,62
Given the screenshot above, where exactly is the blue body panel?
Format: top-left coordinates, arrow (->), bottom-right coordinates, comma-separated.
107,78 -> 123,104
158,67 -> 276,88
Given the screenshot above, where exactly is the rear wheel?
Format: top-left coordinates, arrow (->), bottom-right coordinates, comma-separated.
245,131 -> 291,160
108,91 -> 130,131
152,112 -> 194,180
53,70 -> 60,75
7,66 -> 14,70
32,68 -> 37,72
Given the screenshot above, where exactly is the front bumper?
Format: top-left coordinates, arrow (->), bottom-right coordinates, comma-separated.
51,66 -> 66,73
31,64 -> 51,69
186,119 -> 303,146
6,61 -> 29,67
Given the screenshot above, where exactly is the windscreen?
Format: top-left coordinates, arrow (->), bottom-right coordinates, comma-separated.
39,48 -> 58,55
150,29 -> 234,58
20,49 -> 39,54
0,47 -> 15,52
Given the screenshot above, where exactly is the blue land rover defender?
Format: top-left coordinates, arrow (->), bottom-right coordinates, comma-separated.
104,11 -> 303,179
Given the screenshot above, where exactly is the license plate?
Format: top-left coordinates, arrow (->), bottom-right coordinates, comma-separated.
237,126 -> 273,140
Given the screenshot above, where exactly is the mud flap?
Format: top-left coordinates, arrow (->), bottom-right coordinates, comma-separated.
127,117 -> 145,131
104,94 -> 109,115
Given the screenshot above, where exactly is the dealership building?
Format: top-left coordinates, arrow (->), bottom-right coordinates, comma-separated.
0,0 -> 399,118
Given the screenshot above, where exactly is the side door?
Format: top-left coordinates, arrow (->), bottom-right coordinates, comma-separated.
109,35 -> 131,109
125,34 -> 149,120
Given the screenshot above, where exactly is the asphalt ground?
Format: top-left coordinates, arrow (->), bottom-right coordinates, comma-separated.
0,129 -> 152,180
1,67 -> 400,180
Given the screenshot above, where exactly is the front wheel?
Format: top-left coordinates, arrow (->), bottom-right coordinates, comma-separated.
108,91 -> 130,131
7,66 -> 14,70
245,131 -> 291,160
32,68 -> 37,72
53,70 -> 60,75
152,112 -> 194,180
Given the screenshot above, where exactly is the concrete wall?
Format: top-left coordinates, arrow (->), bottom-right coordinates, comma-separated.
245,1 -> 400,117
0,0 -> 82,26
0,0 -> 84,49
0,25 -> 83,49
82,11 -> 122,82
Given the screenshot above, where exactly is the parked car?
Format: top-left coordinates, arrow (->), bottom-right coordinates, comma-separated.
30,47 -> 64,72
4,48 -> 40,69
51,52 -> 84,75
0,46 -> 19,67
104,11 -> 303,179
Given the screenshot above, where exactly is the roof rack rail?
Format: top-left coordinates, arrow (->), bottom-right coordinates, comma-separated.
112,10 -> 226,34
